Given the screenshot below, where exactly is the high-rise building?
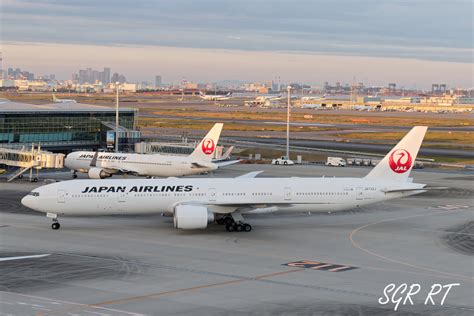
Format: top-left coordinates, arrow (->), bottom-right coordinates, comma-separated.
0,52 -> 3,79
111,73 -> 126,84
111,73 -> 119,83
118,74 -> 126,83
155,75 -> 162,88
103,67 -> 111,84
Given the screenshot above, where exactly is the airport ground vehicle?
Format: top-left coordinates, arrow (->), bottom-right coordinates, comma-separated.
325,157 -> 346,167
272,156 -> 295,165
64,123 -> 237,178
22,127 -> 430,232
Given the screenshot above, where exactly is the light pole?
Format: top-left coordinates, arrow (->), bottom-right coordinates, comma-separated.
115,81 -> 119,153
286,85 -> 291,159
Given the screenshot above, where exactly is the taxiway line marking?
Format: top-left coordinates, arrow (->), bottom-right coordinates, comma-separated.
0,254 -> 50,262
349,209 -> 474,282
92,268 -> 304,308
0,292 -> 141,316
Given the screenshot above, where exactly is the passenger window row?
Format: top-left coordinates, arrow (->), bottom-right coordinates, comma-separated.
296,192 -> 349,196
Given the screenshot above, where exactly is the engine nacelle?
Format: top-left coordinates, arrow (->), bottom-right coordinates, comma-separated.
88,167 -> 111,179
174,205 -> 214,229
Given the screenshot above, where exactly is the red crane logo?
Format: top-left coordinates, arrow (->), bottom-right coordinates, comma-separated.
388,149 -> 413,173
201,138 -> 215,155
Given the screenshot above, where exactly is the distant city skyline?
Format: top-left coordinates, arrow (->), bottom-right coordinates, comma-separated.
2,0 -> 472,88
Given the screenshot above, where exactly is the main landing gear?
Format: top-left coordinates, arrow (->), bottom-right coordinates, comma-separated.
72,171 -> 78,179
217,215 -> 252,232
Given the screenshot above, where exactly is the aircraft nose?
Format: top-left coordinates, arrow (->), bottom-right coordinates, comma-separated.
21,195 -> 33,209
64,155 -> 71,168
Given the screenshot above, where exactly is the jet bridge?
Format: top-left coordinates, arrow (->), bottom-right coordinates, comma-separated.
0,145 -> 64,182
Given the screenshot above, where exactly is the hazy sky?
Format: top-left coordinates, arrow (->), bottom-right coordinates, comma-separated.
1,0 -> 473,88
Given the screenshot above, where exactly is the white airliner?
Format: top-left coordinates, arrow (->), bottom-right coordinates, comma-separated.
52,93 -> 77,103
301,103 -> 323,109
199,91 -> 232,101
64,123 -> 235,179
23,127 -> 431,232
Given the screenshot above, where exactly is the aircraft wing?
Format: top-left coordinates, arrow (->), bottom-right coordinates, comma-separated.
236,171 -> 263,178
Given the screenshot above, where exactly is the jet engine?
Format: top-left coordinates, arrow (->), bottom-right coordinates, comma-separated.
174,205 -> 214,229
88,167 -> 112,179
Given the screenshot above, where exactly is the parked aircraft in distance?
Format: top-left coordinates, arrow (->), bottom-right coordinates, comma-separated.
64,123 -> 237,179
23,127 -> 432,232
301,103 -> 323,109
52,93 -> 77,103
352,105 -> 376,111
245,94 -> 283,107
199,91 -> 232,101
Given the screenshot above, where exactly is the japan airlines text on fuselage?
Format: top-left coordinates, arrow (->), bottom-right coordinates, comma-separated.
22,127 -> 429,232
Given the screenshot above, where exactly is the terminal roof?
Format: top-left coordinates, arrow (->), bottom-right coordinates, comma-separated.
0,99 -> 135,113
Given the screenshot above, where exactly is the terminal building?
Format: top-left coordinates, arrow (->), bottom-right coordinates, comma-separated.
0,100 -> 139,152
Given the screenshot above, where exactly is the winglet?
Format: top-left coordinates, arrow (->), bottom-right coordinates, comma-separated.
221,146 -> 234,160
189,123 -> 224,161
365,126 -> 428,182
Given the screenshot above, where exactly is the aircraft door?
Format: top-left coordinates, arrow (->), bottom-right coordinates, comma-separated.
356,187 -> 363,200
57,190 -> 66,203
284,187 -> 292,201
209,188 -> 216,202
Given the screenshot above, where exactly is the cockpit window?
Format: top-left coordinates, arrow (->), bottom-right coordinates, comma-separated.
28,192 -> 40,197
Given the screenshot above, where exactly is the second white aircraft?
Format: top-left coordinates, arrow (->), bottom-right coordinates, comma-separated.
64,123 -> 235,178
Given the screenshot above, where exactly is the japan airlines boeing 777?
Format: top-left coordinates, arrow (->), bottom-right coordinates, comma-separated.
64,123 -> 234,179
23,126 -> 429,232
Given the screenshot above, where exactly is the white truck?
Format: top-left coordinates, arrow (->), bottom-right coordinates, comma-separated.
272,156 -> 295,165
326,157 -> 346,167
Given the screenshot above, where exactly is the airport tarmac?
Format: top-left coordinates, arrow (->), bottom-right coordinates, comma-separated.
1,164 -> 473,315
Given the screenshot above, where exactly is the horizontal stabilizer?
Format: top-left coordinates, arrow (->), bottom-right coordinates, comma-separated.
215,160 -> 241,167
191,162 -> 214,169
383,186 -> 446,193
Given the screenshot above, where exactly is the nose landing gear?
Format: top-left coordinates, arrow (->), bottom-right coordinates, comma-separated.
51,220 -> 60,230
47,213 -> 61,230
